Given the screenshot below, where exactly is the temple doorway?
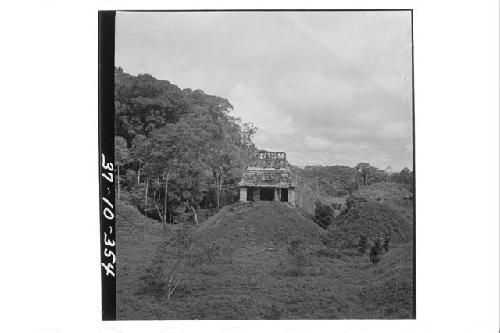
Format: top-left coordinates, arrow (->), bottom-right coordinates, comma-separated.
260,187 -> 274,201
247,187 -> 255,201
280,188 -> 288,202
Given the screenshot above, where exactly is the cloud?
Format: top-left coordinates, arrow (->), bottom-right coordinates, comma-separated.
116,11 -> 413,170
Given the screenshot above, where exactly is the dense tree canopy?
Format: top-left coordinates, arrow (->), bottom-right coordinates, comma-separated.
115,68 -> 257,225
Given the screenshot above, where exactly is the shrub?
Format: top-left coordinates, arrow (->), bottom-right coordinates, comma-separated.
336,190 -> 349,197
318,233 -> 339,259
369,245 -> 381,265
140,240 -> 189,300
313,201 -> 335,229
331,203 -> 342,210
315,247 -> 339,259
320,233 -> 334,248
141,258 -> 166,293
287,239 -> 308,276
326,223 -> 354,250
358,235 -> 367,254
383,238 -> 390,252
264,304 -> 284,319
162,259 -> 184,300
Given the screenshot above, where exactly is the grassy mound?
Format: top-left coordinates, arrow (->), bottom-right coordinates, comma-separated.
116,200 -> 164,241
330,200 -> 412,245
196,201 -> 326,246
116,201 -> 166,320
349,182 -> 414,225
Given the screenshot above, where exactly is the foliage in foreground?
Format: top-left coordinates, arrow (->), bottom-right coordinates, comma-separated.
117,200 -> 413,319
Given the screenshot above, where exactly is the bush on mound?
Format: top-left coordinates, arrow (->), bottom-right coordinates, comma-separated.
328,200 -> 412,246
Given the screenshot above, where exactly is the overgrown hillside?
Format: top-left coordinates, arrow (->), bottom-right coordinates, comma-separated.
291,165 -> 413,219
116,200 -> 414,319
328,182 -> 414,246
349,182 -> 414,225
330,201 -> 412,245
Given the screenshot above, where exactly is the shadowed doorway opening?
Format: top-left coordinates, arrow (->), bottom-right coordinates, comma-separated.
260,188 -> 274,201
280,188 -> 288,202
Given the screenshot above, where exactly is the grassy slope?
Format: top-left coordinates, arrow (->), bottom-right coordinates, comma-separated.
351,182 -> 414,225
115,201 -> 166,318
117,196 -> 414,320
331,200 -> 413,244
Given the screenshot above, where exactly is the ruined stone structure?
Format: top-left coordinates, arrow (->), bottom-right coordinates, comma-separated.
238,151 -> 298,206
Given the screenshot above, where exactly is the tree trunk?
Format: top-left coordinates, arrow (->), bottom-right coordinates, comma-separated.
315,181 -> 319,202
144,178 -> 149,207
215,170 -> 220,212
299,187 -> 304,208
137,165 -> 141,185
216,190 -> 220,212
153,190 -> 166,225
215,170 -> 224,213
218,180 -> 223,212
117,165 -> 121,200
163,173 -> 170,232
187,203 -> 198,225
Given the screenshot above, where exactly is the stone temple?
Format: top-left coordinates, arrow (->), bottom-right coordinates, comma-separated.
238,151 -> 298,206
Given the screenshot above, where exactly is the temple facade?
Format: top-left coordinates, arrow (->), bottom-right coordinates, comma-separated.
238,151 -> 298,206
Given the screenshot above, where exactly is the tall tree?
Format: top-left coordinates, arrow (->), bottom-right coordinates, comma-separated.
148,120 -> 201,230
187,103 -> 245,212
177,167 -> 207,225
355,163 -> 371,187
130,134 -> 153,208
399,167 -> 411,184
207,144 -> 236,212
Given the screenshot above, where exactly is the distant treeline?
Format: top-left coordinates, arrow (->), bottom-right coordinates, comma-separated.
292,164 -> 414,197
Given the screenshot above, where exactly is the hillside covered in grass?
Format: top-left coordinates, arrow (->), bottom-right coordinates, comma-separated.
116,189 -> 414,319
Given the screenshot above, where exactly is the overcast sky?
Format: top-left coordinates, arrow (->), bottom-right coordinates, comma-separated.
116,11 -> 413,170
